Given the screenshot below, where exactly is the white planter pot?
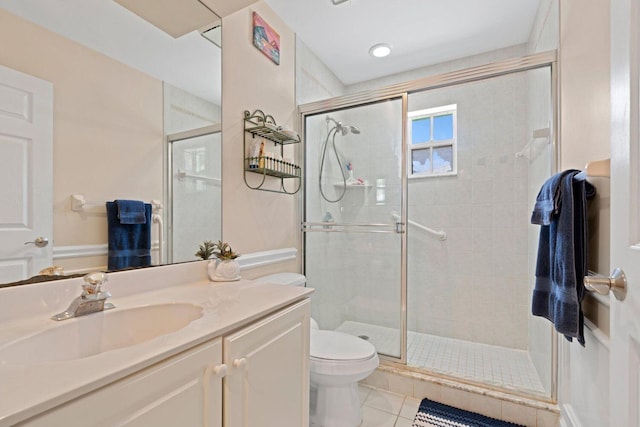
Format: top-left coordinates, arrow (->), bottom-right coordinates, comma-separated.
208,259 -> 241,282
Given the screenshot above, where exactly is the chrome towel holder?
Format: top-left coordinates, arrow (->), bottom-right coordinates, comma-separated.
584,268 -> 627,301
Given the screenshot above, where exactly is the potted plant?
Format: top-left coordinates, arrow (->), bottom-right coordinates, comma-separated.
195,240 -> 217,261
197,240 -> 241,281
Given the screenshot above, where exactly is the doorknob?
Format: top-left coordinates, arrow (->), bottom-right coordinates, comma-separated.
24,237 -> 49,248
583,268 -> 627,301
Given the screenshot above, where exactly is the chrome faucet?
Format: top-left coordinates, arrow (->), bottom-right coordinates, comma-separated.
51,272 -> 115,321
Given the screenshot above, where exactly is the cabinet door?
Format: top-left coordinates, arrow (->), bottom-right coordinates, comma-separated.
223,299 -> 310,427
18,338 -> 223,427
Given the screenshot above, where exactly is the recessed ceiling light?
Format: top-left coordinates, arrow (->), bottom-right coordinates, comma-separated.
369,43 -> 391,58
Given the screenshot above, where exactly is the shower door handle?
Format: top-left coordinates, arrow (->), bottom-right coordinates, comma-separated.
394,221 -> 405,234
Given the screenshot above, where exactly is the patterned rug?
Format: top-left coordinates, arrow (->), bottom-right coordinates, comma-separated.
412,398 -> 526,427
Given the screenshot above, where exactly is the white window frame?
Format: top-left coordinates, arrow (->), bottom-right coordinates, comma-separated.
407,104 -> 457,178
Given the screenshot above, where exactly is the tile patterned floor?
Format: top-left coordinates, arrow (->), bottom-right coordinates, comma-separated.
336,321 -> 546,396
359,385 -> 419,427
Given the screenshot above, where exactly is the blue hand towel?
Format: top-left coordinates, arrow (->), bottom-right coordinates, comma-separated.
531,170 -> 570,225
531,170 -> 595,346
116,199 -> 147,224
106,201 -> 152,271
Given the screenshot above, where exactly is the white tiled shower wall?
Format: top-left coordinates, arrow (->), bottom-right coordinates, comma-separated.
404,73 -> 532,349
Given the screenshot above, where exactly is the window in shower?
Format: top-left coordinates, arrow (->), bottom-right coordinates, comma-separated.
408,104 -> 457,177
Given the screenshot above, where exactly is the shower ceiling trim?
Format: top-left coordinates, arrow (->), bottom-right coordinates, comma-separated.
298,50 -> 557,115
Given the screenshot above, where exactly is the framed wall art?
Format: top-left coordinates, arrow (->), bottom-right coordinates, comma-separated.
252,12 -> 280,65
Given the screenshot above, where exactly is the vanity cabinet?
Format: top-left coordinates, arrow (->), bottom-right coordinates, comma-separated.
17,299 -> 310,427
17,338 -> 224,427
224,299 -> 310,426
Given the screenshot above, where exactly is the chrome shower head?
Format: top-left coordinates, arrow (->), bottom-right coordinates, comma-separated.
326,116 -> 360,136
341,125 -> 360,135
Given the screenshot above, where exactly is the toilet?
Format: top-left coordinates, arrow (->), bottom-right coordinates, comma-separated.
254,273 -> 379,427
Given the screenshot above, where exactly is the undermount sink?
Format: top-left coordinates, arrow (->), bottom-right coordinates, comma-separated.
0,303 -> 203,365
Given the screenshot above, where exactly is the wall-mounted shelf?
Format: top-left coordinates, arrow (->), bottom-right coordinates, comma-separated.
243,109 -> 301,194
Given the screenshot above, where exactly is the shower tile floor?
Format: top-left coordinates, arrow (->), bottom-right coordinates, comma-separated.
336,321 -> 546,396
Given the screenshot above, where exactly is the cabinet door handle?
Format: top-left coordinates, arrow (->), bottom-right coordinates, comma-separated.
213,363 -> 227,378
203,362 -> 225,427
233,357 -> 248,369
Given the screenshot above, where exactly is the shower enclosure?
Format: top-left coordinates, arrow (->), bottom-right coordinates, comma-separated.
167,127 -> 222,264
301,52 -> 556,400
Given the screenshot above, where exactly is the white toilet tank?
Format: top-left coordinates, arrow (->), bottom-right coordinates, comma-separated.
253,272 -> 306,287
254,273 -> 319,329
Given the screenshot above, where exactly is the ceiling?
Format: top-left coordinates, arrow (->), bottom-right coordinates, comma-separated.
264,0 -> 541,85
0,0 -> 222,104
1,0 -> 542,104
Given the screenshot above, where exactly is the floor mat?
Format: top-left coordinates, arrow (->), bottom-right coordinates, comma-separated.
412,398 -> 526,427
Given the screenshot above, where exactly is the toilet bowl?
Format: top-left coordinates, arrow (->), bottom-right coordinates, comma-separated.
254,273 -> 379,427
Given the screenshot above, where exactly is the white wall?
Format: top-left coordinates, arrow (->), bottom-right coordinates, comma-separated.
221,1 -> 299,278
295,37 -> 346,105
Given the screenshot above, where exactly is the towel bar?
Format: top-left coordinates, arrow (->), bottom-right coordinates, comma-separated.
71,194 -> 162,213
584,268 -> 627,301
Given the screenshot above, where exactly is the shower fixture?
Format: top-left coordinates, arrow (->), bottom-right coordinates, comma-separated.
319,116 -> 361,203
326,116 -> 361,136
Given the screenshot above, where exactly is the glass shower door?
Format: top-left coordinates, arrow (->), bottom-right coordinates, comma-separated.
303,98 -> 404,359
168,130 -> 222,264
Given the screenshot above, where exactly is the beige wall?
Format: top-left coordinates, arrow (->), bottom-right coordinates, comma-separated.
558,0 -> 611,425
221,1 -> 299,278
0,9 -> 164,272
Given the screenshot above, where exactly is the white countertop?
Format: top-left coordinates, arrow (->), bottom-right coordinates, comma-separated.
0,264 -> 313,427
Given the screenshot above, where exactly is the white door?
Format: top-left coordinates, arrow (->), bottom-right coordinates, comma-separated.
0,66 -> 53,283
610,0 -> 640,425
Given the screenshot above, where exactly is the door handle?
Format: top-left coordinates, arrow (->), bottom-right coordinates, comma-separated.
584,268 -> 627,301
24,237 -> 49,248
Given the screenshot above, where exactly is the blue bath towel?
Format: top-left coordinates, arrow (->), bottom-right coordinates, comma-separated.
531,170 -> 595,346
531,171 -> 567,226
106,201 -> 152,271
115,199 -> 147,224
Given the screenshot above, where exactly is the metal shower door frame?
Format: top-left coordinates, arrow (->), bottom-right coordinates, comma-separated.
298,50 -> 558,400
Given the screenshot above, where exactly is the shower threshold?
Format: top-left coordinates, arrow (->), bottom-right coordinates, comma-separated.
335,321 -> 546,397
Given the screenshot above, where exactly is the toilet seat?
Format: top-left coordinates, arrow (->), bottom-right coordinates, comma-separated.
310,330 -> 376,362
309,330 -> 379,378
